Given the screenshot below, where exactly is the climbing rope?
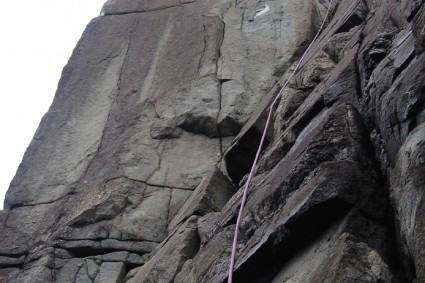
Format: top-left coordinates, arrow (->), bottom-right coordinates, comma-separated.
227,1 -> 334,282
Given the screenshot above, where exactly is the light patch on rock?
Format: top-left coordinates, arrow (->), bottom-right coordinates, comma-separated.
254,4 -> 270,19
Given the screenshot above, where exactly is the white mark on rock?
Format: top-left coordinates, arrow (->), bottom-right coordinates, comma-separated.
254,4 -> 270,19
139,17 -> 173,102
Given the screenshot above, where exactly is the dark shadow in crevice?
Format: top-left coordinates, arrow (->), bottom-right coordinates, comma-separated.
290,98 -> 325,137
124,262 -> 143,271
0,256 -> 25,269
406,87 -> 425,133
224,127 -> 270,186
385,203 -> 413,283
59,246 -> 145,260
226,199 -> 352,283
0,263 -> 24,269
392,52 -> 416,83
335,14 -> 364,34
65,246 -> 125,258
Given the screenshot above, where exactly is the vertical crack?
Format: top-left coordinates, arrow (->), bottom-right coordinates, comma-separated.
138,16 -> 173,102
153,141 -> 166,184
51,250 -> 57,282
217,80 -> 224,156
272,3 -> 279,79
216,19 -> 226,156
3,209 -> 11,228
72,264 -> 84,283
197,18 -> 208,77
166,188 -> 173,227
74,15 -> 138,193
83,258 -> 96,283
44,17 -> 140,236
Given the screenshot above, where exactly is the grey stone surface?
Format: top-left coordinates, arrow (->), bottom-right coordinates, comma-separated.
391,122 -> 425,280
5,15 -> 134,208
270,218 -> 392,283
55,258 -> 85,282
15,250 -> 55,283
174,225 -> 235,283
161,0 -> 425,281
197,212 -> 221,245
0,268 -> 20,283
2,0 -> 425,282
129,216 -> 200,283
168,169 -> 235,231
94,262 -> 126,283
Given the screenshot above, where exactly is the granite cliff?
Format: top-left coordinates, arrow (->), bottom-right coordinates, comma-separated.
1,0 -> 425,282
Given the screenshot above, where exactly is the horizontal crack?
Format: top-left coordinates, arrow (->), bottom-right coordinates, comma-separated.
0,251 -> 28,258
102,0 -> 197,16
105,176 -> 194,191
10,177 -> 194,210
0,262 -> 25,269
55,246 -> 148,259
56,238 -> 161,244
8,191 -> 75,210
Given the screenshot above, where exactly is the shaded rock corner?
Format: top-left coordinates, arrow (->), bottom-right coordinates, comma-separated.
2,0 -> 425,282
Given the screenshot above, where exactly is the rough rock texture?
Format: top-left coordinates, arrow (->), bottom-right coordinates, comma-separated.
2,0 -> 425,282
391,122 -> 425,281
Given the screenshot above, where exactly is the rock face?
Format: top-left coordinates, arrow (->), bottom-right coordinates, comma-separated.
2,0 -> 425,282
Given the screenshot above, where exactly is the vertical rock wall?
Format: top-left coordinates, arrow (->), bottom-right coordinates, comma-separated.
1,0 -> 425,282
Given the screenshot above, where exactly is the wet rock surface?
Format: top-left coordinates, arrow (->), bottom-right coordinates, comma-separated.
2,0 -> 425,282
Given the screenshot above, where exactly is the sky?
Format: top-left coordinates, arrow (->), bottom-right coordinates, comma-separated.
0,1 -> 107,209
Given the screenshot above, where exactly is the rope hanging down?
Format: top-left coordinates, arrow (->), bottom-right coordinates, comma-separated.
227,1 -> 334,282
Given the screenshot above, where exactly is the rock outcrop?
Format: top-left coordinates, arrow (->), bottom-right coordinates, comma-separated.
2,0 -> 425,282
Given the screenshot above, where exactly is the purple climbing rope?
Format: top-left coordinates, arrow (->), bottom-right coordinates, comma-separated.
227,1 -> 334,282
